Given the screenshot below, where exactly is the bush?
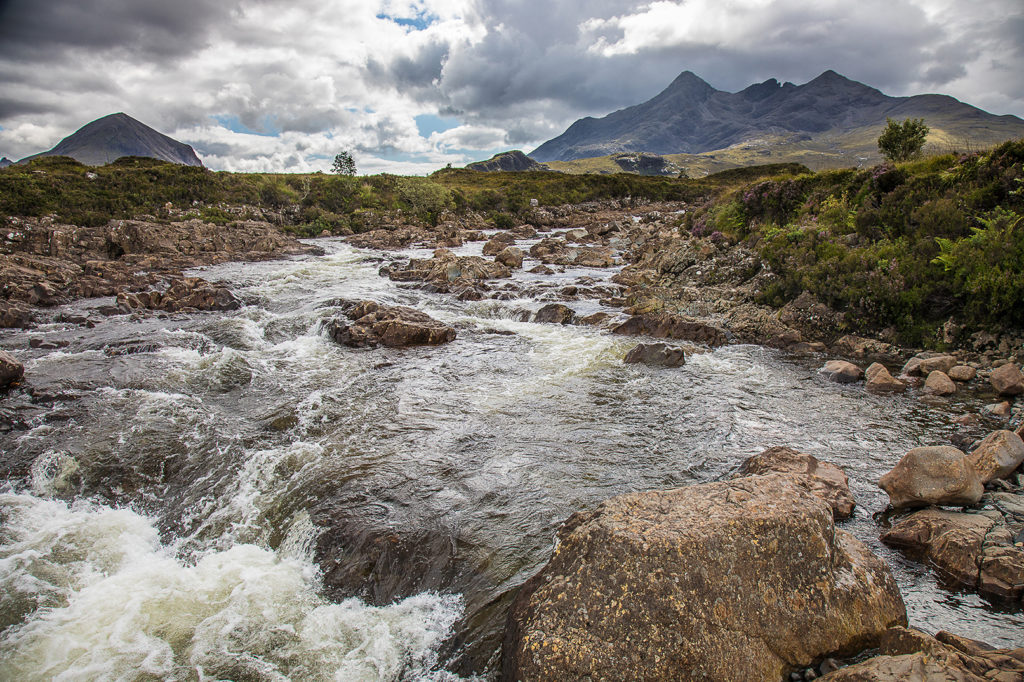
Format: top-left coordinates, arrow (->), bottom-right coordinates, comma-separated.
878,118 -> 929,163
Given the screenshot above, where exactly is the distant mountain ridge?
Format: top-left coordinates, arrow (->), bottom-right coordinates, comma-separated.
465,150 -> 550,172
531,70 -> 1024,162
19,113 -> 203,167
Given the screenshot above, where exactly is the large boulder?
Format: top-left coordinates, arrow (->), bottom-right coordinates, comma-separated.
482,233 -> 516,256
503,475 -> 906,682
881,507 -> 1024,601
990,363 -> 1024,396
878,446 -> 983,509
0,349 -> 24,389
967,430 -> 1024,483
819,360 -> 863,384
865,363 -> 906,394
737,446 -> 856,520
494,246 -> 524,269
622,342 -> 685,368
116,277 -> 240,313
326,300 -> 456,348
948,365 -> 977,382
385,248 -> 511,287
612,313 -> 729,347
902,353 -> 957,377
923,370 -> 957,395
533,303 -> 575,325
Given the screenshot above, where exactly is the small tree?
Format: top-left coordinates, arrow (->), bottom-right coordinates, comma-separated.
331,151 -> 357,176
877,117 -> 929,163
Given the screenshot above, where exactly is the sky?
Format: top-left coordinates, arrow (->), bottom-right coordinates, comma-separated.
0,0 -> 1021,174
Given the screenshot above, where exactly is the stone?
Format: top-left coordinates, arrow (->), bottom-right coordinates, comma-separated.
326,300 -> 456,348
737,446 -> 856,519
990,363 -> 1024,396
116,277 -> 240,313
622,342 -> 686,368
503,475 -> 906,682
612,313 -> 729,347
967,430 -> 1024,483
494,246 -> 524,269
0,349 -> 24,389
878,446 -> 983,509
865,363 -> 905,394
819,360 -> 863,384
533,303 -> 575,325
830,334 -> 900,361
948,365 -> 977,382
919,355 -> 959,375
924,370 -> 957,395
881,508 -> 1024,601
385,249 -> 511,288
482,233 -> 515,256
983,402 -> 1013,419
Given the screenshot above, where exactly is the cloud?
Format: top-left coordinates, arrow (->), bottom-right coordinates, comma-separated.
0,0 -> 1021,172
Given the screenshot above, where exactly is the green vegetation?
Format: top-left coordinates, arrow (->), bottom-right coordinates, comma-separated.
331,151 -> 356,176
685,139 -> 1024,345
878,117 -> 930,163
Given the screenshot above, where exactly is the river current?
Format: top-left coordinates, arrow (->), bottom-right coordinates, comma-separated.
1,235 -> 1021,680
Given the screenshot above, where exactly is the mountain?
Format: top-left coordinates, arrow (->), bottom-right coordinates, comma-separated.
465,150 -> 550,172
531,70 -> 1024,163
0,157 -> 12,168
19,113 -> 203,167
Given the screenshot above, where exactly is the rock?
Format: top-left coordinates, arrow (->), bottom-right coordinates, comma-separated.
948,365 -> 977,382
967,430 -> 1024,483
623,342 -> 685,368
919,355 -> 959,375
923,370 -> 957,395
865,363 -> 905,394
503,475 -> 906,682
881,508 -> 1024,601
819,360 -> 863,384
990,363 -> 1024,396
482,233 -> 515,256
818,627 -> 1024,681
0,300 -> 33,328
528,265 -> 554,275
830,334 -> 900,361
612,313 -> 729,347
533,303 -> 575,325
737,446 -> 856,519
494,246 -> 524,269
385,249 -> 510,288
0,349 -> 24,389
326,300 -> 456,348
576,312 -> 612,327
116,277 -> 240,313
878,446 -> 983,509
529,238 -> 615,267
983,402 -> 1013,419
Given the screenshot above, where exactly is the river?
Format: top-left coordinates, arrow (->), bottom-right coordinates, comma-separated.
1,235 -> 1021,680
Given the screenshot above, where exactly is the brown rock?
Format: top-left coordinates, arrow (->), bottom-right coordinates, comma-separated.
865,363 -> 906,394
504,475 -> 906,682
116,277 -> 240,313
990,363 -> 1024,396
0,349 -> 25,389
967,430 -> 1024,483
830,334 -> 901,360
533,304 -> 575,325
612,313 -> 729,347
386,249 -> 510,287
919,355 -> 959,375
983,401 -> 1013,419
494,246 -> 524,269
878,446 -> 983,509
622,342 -> 685,368
924,370 -> 957,395
326,300 -> 456,348
737,446 -> 856,519
819,360 -> 864,384
482,233 -> 515,256
576,312 -> 612,327
948,365 -> 977,382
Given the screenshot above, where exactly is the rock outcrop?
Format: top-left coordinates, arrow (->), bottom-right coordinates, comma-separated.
878,446 -> 983,509
116,277 -> 240,313
384,249 -> 511,290
612,313 -> 729,346
529,238 -> 615,268
504,475 -> 906,681
465,150 -> 549,172
326,300 -> 456,348
622,342 -> 686,367
737,446 -> 856,519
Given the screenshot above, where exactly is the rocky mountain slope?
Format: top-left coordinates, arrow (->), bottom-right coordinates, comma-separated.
18,113 -> 203,167
464,150 -> 549,172
532,70 -> 1024,164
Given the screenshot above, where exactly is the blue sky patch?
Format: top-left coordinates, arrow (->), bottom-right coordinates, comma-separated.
415,114 -> 459,137
376,11 -> 438,31
211,114 -> 280,137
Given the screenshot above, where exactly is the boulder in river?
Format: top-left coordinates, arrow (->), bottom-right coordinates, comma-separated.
494,246 -> 524,269
878,446 -> 983,509
116,277 -> 241,313
819,360 -> 863,384
503,475 -> 906,681
611,312 -> 729,347
386,248 -> 511,287
865,363 -> 905,394
482,233 -> 515,256
622,342 -> 685,368
533,303 -> 575,325
947,365 -> 977,382
990,363 -> 1024,396
0,349 -> 24,389
967,430 -> 1024,483
923,370 -> 957,395
737,446 -> 856,519
881,506 -> 1024,601
902,353 -> 957,377
326,300 -> 456,348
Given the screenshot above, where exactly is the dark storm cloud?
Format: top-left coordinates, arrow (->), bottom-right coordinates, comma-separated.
366,39 -> 450,91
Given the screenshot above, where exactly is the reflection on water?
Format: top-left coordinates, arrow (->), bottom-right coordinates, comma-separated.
1,238 -> 1020,679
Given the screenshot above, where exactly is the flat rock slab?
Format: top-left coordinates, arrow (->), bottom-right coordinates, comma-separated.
623,342 -> 686,367
737,446 -> 856,519
327,300 -> 456,348
504,475 -> 905,681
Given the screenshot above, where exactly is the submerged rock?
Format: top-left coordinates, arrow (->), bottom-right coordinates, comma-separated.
326,300 -> 456,348
503,475 -> 905,681
0,349 -> 24,389
878,446 -> 983,509
737,446 -> 856,519
819,360 -> 863,384
623,342 -> 685,368
967,430 -> 1024,483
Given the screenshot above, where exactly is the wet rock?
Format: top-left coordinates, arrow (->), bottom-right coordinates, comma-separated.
482,233 -> 515,256
923,370 -> 957,395
881,507 -> 1024,601
528,265 -> 554,275
116,277 -> 240,313
983,402 -> 1013,419
576,312 -> 612,327
864,363 -> 905,394
818,627 -> 1024,681
948,365 -> 977,382
990,363 -> 1024,396
326,300 -> 456,348
612,313 -> 729,347
386,249 -> 511,288
494,246 -> 524,269
878,446 -> 983,509
533,303 -> 575,325
529,238 -> 615,267
0,300 -> 33,328
503,475 -> 906,681
0,349 -> 25,389
623,342 -> 685,368
736,446 -> 856,520
967,430 -> 1024,483
819,360 -> 863,384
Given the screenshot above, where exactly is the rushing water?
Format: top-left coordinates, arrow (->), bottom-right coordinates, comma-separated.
1,236 -> 1021,679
